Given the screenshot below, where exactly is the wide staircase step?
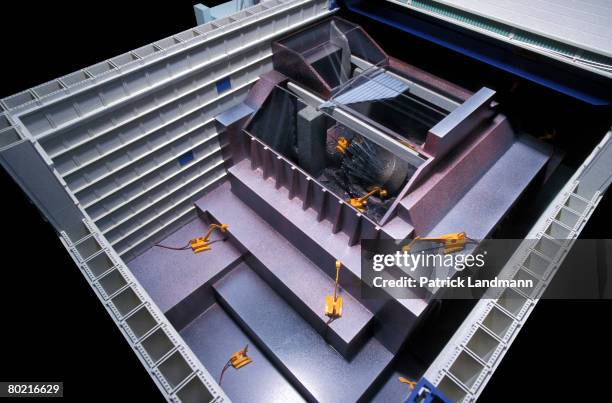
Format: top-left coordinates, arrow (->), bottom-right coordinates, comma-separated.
222,163 -> 429,354
128,217 -> 242,330
228,160 -> 415,281
196,183 -> 374,357
181,303 -> 304,403
228,159 -> 363,282
214,263 -> 393,403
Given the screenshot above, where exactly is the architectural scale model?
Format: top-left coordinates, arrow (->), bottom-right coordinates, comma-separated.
1,1 -> 610,402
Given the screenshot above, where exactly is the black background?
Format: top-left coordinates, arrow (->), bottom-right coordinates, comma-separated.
0,1 -> 610,401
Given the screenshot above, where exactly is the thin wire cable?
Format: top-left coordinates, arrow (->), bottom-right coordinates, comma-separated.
153,242 -> 190,251
154,236 -> 229,251
218,360 -> 232,386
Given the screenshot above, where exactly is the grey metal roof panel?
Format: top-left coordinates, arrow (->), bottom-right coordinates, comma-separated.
387,0 -> 612,77
435,0 -> 612,57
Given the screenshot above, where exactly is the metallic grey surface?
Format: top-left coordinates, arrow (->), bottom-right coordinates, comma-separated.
228,157 -> 432,351
370,370 -> 413,403
129,216 -> 242,314
244,133 -> 382,246
297,105 -> 327,177
1,7 -> 590,402
227,158 -> 419,300
431,0 -> 612,57
228,160 -> 362,282
421,131 -> 612,402
349,55 -> 460,112
322,70 -> 410,106
399,115 -> 517,234
426,87 -> 496,158
214,263 -> 393,403
576,131 -> 612,199
216,102 -> 255,127
0,4 -> 380,402
195,182 -> 374,355
224,162 -> 428,354
0,140 -> 90,241
181,303 -> 305,403
427,136 -> 550,238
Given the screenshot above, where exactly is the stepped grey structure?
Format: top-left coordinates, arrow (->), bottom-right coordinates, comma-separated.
1,1 -> 610,402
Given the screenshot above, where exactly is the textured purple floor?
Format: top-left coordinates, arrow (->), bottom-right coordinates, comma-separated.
408,137 -> 551,293
226,161 -> 429,319
229,159 -> 364,277
128,217 -> 242,313
181,303 -> 304,403
427,136 -> 549,238
195,182 -> 375,355
214,263 -> 393,403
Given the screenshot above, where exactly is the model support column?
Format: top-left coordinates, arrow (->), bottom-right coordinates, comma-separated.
297,105 -> 327,177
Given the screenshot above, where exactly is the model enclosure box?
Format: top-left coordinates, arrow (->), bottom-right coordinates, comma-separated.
1,1 -> 610,402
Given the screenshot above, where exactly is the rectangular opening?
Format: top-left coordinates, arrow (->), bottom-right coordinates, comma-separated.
231,10 -> 249,20
176,377 -> 214,403
111,287 -> 141,317
437,376 -> 467,402
158,351 -> 193,389
496,287 -> 528,317
87,61 -> 115,76
565,194 -> 588,214
125,306 -> 158,340
156,37 -> 182,50
573,182 -> 596,201
176,30 -> 201,42
263,0 -> 283,8
4,90 -> 36,109
467,327 -> 500,364
523,250 -> 551,278
63,221 -> 92,244
212,17 -> 233,28
75,236 -> 102,260
60,70 -> 91,87
545,220 -> 571,239
514,268 -> 539,297
246,4 -> 265,14
448,350 -> 485,389
98,269 -> 127,296
141,328 -> 174,363
555,207 -> 580,229
534,237 -> 562,261
33,80 -> 64,98
0,115 -> 9,130
195,24 -> 214,34
482,306 -> 514,339
111,52 -> 140,67
0,127 -> 20,148
134,44 -> 161,58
